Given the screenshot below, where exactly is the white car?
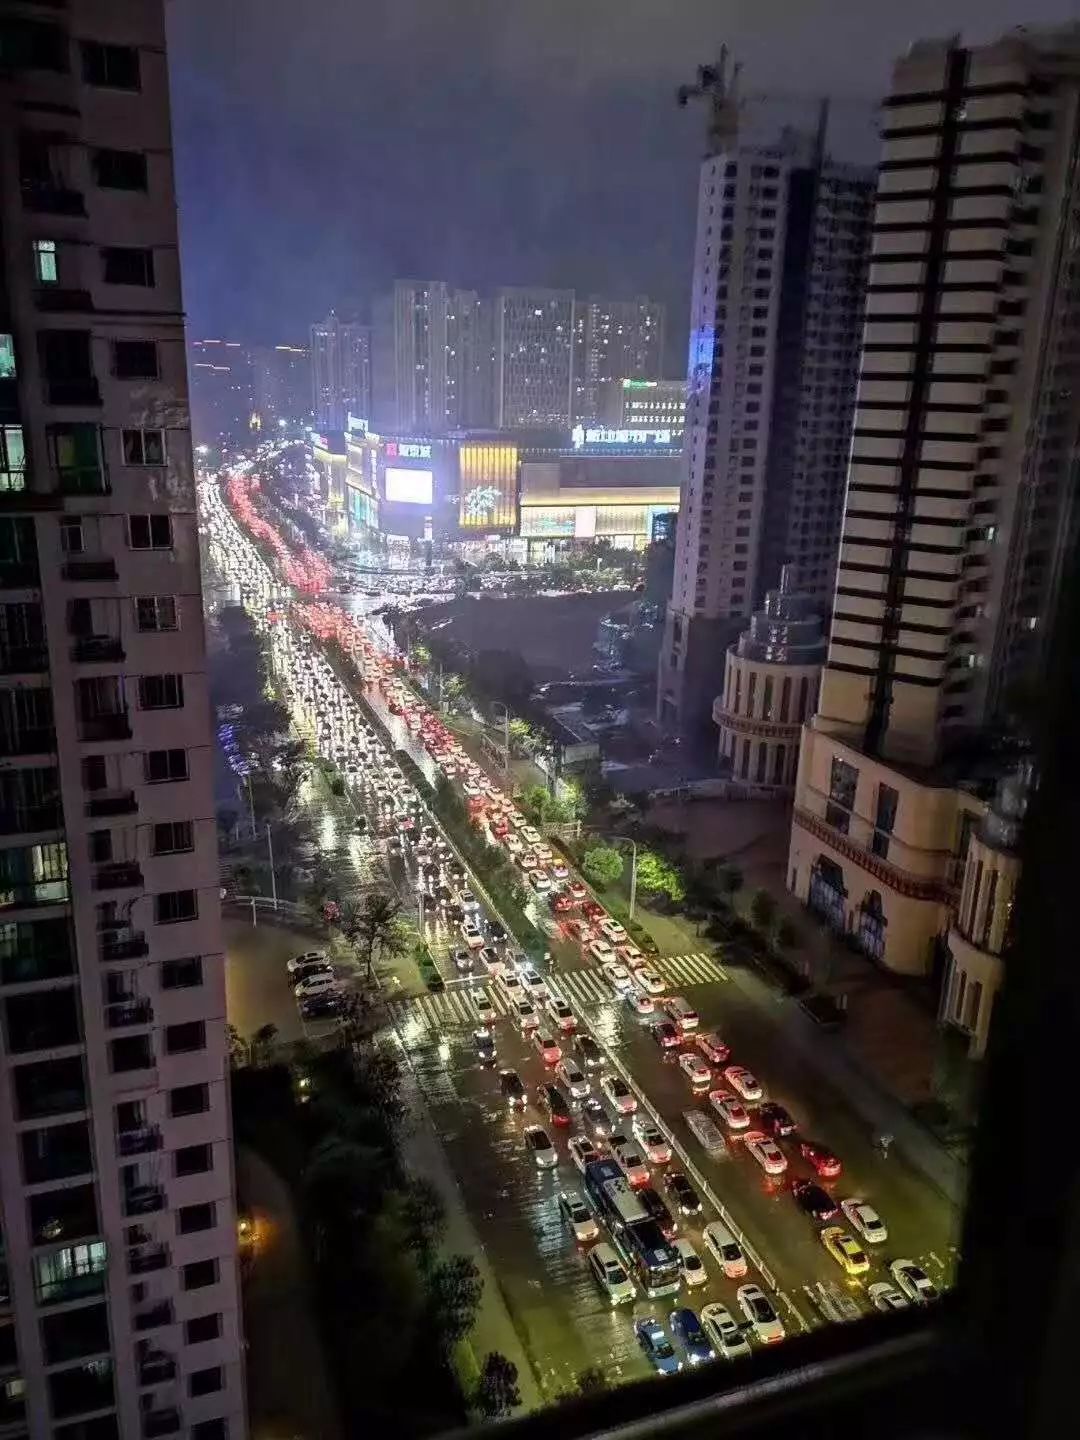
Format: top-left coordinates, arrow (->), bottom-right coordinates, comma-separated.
702,1222 -> 747,1279
700,1303 -> 752,1360
521,826 -> 542,845
723,1066 -> 764,1102
551,861 -> 569,880
546,995 -> 576,1033
473,991 -> 496,1025
624,989 -> 654,1018
617,944 -> 645,968
679,1053 -> 713,1091
528,870 -> 552,893
555,1060 -> 590,1100
696,1031 -> 730,1064
505,834 -> 524,856
683,1109 -> 728,1157
609,1135 -> 650,1188
744,1132 -> 788,1176
632,1116 -> 672,1165
635,967 -> 665,997
674,1237 -> 709,1289
600,1073 -> 637,1115
287,949 -> 326,974
524,1125 -> 557,1170
514,1000 -> 540,1031
889,1259 -> 938,1305
601,961 -> 633,993
461,920 -> 485,949
558,1190 -> 599,1244
598,918 -> 627,944
589,1243 -> 635,1305
567,1136 -> 601,1173
869,1282 -> 910,1313
737,1285 -> 785,1344
499,970 -> 523,1000
520,966 -> 547,1000
588,939 -> 615,964
841,1198 -> 888,1245
293,973 -> 339,998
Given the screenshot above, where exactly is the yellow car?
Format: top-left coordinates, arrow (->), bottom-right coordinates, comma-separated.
820,1226 -> 870,1277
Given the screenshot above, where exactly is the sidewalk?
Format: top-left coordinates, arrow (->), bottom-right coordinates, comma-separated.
397,1062 -> 544,1414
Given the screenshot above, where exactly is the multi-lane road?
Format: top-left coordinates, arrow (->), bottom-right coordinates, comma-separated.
203,472 -> 961,1402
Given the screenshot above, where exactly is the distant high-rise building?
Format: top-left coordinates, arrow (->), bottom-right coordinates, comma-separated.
251,344 -> 310,427
789,26 -> 1080,1058
0,2 -> 246,1434
573,296 -> 665,421
493,288 -> 575,429
371,281 -> 489,433
598,378 -> 686,432
657,80 -> 874,735
310,312 -> 370,431
188,339 -> 254,445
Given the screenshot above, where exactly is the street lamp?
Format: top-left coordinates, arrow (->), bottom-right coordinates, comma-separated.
593,832 -> 638,921
489,702 -> 511,776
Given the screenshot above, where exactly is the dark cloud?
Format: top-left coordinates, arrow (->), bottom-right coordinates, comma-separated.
167,0 -> 1079,359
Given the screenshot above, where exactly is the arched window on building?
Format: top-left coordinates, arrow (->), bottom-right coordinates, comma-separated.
780,675 -> 792,722
808,855 -> 846,932
857,890 -> 887,963
772,744 -> 785,784
798,674 -> 810,720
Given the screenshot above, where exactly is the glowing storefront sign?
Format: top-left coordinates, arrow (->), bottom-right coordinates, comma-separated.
459,444 -> 518,529
570,425 -> 673,448
386,441 -> 431,460
385,468 -> 433,504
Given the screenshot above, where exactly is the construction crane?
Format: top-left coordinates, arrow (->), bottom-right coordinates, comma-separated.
678,49 -> 846,160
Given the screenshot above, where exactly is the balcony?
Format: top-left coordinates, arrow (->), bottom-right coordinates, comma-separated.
99,931 -> 148,962
21,183 -> 86,217
137,1351 -> 176,1387
0,932 -> 73,986
106,998 -> 153,1028
0,725 -> 56,758
132,1301 -> 172,1332
45,379 -> 102,410
117,1125 -> 161,1157
80,713 -> 131,743
94,861 -> 143,892
127,1243 -> 169,1276
0,559 -> 40,589
142,1407 -> 181,1439
123,1185 -> 165,1218
0,643 -> 47,674
71,635 -> 125,664
85,791 -> 137,819
63,558 -> 118,582
0,802 -> 62,836
34,288 -> 93,314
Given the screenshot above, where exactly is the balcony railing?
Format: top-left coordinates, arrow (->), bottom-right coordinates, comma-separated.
21,183 -> 86,216
0,726 -> 56,757
94,861 -> 143,891
127,1243 -> 169,1276
0,560 -> 40,589
132,1301 -> 173,1333
117,1125 -> 161,1157
142,1407 -> 181,1439
63,558 -> 117,582
137,1355 -> 176,1387
107,998 -> 153,1028
99,931 -> 148,962
71,635 -> 125,664
0,802 -> 62,835
0,937 -> 73,986
85,791 -> 137,818
79,713 -> 131,742
0,643 -> 48,674
123,1185 -> 165,1218
0,878 -> 70,911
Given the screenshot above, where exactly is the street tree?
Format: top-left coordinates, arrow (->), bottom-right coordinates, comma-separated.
426,1254 -> 483,1349
473,1353 -> 521,1418
635,849 -> 686,903
750,887 -> 778,932
340,892 -> 410,984
508,716 -> 538,750
400,1176 -> 447,1265
581,844 -> 624,888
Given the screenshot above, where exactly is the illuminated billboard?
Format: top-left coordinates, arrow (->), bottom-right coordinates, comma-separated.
459,444 -> 518,530
385,468 -> 433,505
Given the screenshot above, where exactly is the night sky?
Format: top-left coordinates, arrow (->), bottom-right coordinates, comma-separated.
167,0 -> 1080,362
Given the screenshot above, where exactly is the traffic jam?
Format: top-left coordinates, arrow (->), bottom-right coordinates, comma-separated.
205,471 -> 941,1381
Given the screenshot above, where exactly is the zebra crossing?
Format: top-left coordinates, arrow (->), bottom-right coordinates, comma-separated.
388,952 -> 726,1033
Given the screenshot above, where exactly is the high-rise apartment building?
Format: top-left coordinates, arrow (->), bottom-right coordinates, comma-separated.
657,88 -> 874,736
598,378 -> 686,432
572,296 -> 665,422
0,4 -> 246,1436
370,281 -> 491,433
310,312 -> 370,432
493,287 -> 574,429
789,26 -> 1080,1058
250,344 -> 310,428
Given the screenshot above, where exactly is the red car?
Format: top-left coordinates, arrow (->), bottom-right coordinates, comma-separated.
800,1141 -> 842,1179
564,919 -> 592,942
491,817 -> 509,838
582,900 -> 605,921
551,893 -> 575,915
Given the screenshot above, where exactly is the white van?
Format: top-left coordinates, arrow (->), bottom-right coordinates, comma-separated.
588,1243 -> 636,1305
702,1220 -> 747,1279
665,996 -> 699,1033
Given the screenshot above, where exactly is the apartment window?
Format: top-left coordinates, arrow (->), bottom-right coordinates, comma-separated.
182,1259 -> 218,1293
41,1301 -> 111,1365
138,674 -> 183,710
134,595 -> 177,632
192,1422 -> 228,1440
780,675 -> 792,722
5,986 -> 81,1053
60,517 -> 84,555
185,1313 -> 222,1345
165,1020 -> 205,1055
155,889 -> 197,925
109,1034 -> 152,1073
33,239 -> 57,284
826,756 -> 859,834
81,40 -> 140,89
81,756 -> 107,794
152,821 -> 193,856
122,427 -> 165,465
0,426 -> 26,493
178,1202 -> 216,1235
872,783 -> 899,859
33,1242 -> 107,1306
102,246 -> 154,287
128,514 -> 172,550
144,748 -> 187,784
13,1056 -> 86,1121
161,956 -> 202,990
29,1182 -> 99,1247
190,1367 -> 223,1397
22,1120 -> 92,1186
111,340 -> 157,380
169,1081 -> 209,1117
175,1143 -> 212,1178
91,148 -> 147,190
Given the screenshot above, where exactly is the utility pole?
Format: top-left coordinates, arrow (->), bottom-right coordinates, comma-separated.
266,822 -> 277,909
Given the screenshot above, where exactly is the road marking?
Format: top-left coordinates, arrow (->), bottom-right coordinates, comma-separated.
558,969 -> 613,1009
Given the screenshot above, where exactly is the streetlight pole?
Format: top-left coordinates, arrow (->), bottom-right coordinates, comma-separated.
265,822 -> 277,909
625,837 -> 638,922
491,702 -> 511,776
